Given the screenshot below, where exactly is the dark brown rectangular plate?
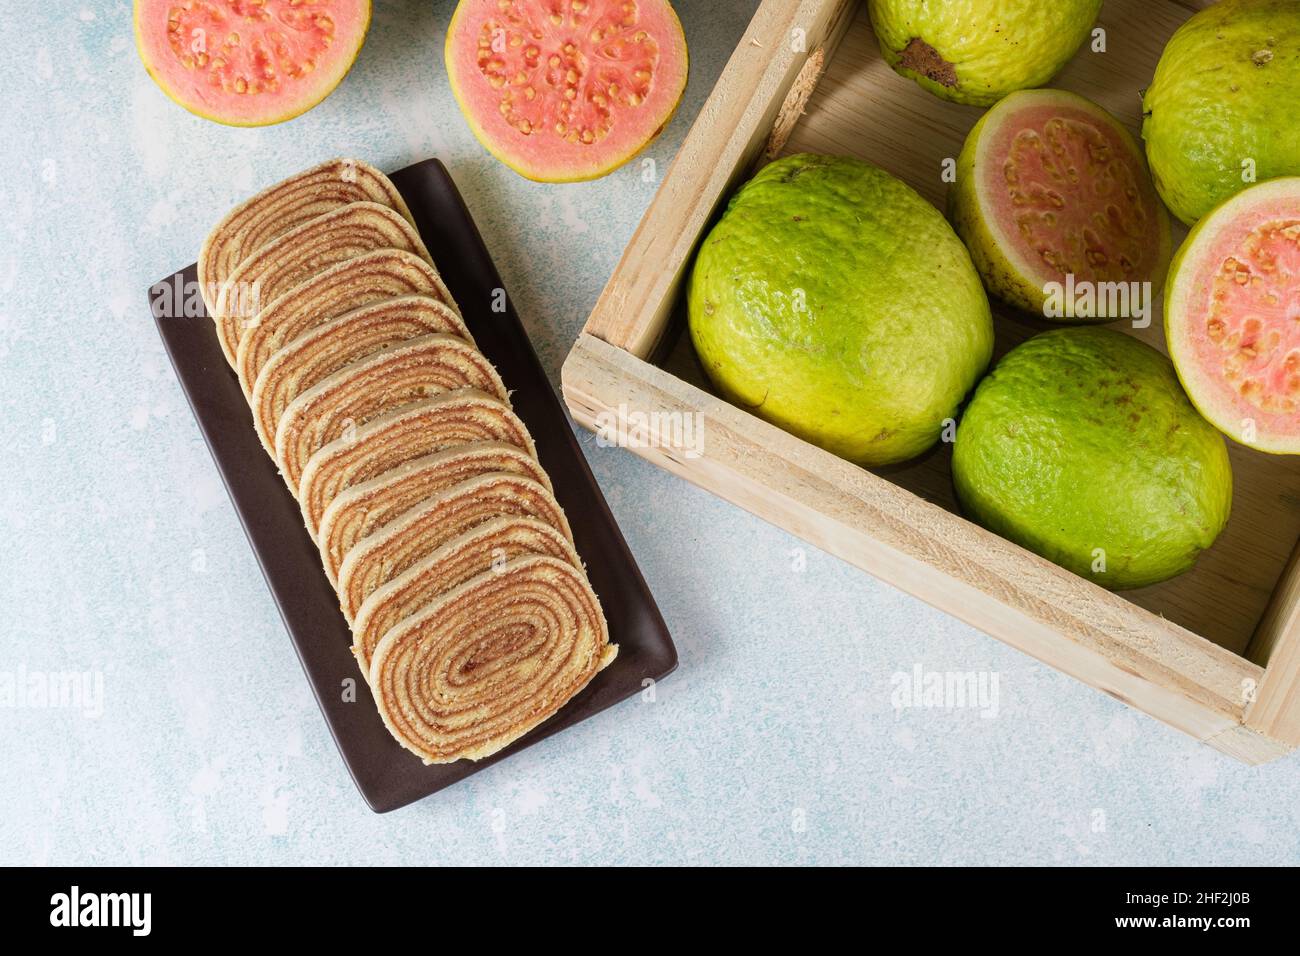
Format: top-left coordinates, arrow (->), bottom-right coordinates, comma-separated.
148,158 -> 676,813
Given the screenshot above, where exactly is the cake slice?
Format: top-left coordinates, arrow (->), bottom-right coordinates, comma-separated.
274,334 -> 509,490
335,472 -> 573,622
235,249 -> 458,398
212,202 -> 431,366
297,390 -> 536,537
250,296 -> 472,456
369,555 -> 616,764
317,440 -> 551,584
198,159 -> 413,315
351,517 -> 580,675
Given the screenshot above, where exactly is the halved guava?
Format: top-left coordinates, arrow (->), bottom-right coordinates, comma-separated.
134,0 -> 371,127
949,89 -> 1171,321
445,0 -> 688,182
867,0 -> 1101,106
1165,176 -> 1300,455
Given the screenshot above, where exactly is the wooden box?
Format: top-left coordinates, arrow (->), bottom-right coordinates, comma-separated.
562,0 -> 1300,762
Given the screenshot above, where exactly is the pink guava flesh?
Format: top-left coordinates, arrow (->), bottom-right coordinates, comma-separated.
446,0 -> 688,182
982,99 -> 1164,286
1170,195 -> 1300,444
135,0 -> 371,126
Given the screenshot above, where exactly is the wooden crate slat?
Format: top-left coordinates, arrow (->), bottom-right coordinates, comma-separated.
1245,539 -> 1300,745
562,333 -> 1285,758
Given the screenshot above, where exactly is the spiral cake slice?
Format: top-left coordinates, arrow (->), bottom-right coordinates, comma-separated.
336,472 -> 573,622
250,297 -> 472,456
275,335 -> 510,490
317,440 -> 551,584
370,555 -> 616,764
235,249 -> 459,398
352,517 -> 580,675
212,202 -> 431,366
298,390 -> 535,537
198,159 -> 414,314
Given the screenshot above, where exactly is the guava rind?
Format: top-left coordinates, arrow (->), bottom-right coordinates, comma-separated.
445,0 -> 688,183
953,327 -> 1232,589
133,0 -> 371,127
687,153 -> 993,467
949,89 -> 1171,320
867,0 -> 1101,107
1142,0 -> 1300,225
1165,176 -> 1300,455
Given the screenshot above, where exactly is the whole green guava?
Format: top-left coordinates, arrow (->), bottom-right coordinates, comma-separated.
952,328 -> 1233,589
1142,0 -> 1300,225
687,153 -> 993,467
867,0 -> 1102,106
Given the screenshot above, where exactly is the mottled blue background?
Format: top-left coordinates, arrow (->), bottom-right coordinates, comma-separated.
1,1 -> 1297,866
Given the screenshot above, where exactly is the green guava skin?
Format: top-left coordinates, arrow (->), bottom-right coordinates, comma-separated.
953,328 -> 1232,589
1142,0 -> 1300,226
867,0 -> 1102,107
949,89 -> 1171,319
687,154 -> 993,467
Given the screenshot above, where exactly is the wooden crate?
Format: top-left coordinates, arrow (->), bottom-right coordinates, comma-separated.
562,0 -> 1300,762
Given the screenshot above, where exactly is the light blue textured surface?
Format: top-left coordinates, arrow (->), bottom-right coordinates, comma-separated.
1,0 -> 1297,867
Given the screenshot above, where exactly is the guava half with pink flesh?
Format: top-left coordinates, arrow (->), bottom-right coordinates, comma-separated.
949,89 -> 1171,321
1166,176 -> 1300,455
134,0 -> 371,127
445,0 -> 688,182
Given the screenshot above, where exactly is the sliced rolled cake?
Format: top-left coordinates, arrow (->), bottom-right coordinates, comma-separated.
352,516 -> 579,675
198,158 -> 618,766
235,249 -> 458,398
212,203 -> 431,366
198,159 -> 413,315
297,390 -> 536,537
317,440 -> 551,584
274,335 -> 510,490
336,472 -> 573,622
370,555 -> 616,764
250,296 -> 472,456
